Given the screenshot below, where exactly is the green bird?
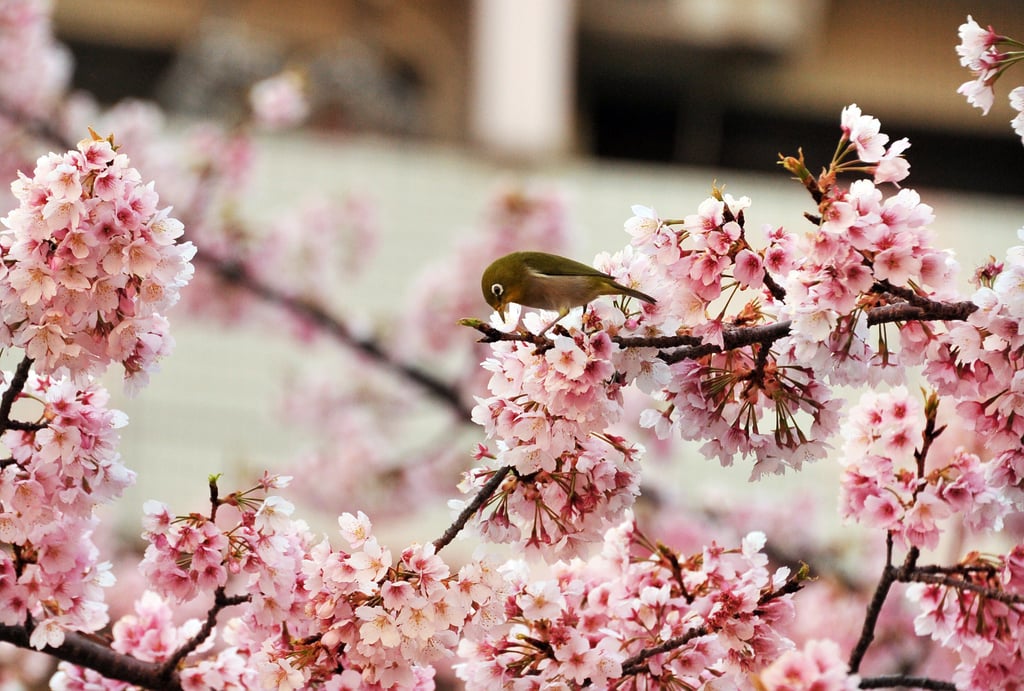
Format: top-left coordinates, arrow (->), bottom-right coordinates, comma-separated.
481,251 -> 656,334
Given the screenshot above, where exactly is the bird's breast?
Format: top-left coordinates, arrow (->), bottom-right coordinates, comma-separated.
519,272 -> 602,311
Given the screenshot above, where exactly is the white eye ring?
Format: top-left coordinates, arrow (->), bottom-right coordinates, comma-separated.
491,283 -> 504,298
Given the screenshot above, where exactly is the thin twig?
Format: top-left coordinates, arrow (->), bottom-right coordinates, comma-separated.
198,254 -> 473,420
899,571 -> 1024,605
858,675 -> 956,690
848,533 -> 897,673
159,588 -> 250,679
432,465 -> 512,552
0,356 -> 34,436
618,626 -> 708,677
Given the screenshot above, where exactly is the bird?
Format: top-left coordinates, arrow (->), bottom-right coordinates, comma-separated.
481,251 -> 656,335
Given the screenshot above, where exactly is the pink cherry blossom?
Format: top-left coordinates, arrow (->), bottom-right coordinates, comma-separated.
249,70 -> 309,130
841,104 -> 889,163
0,134 -> 195,388
757,639 -> 860,690
456,517 -> 797,689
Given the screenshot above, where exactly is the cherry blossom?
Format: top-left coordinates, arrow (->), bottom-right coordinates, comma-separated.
456,516 -> 798,689
3,7 -> 1024,691
756,639 -> 860,691
0,132 -> 196,389
955,15 -> 1024,143
249,70 -> 310,130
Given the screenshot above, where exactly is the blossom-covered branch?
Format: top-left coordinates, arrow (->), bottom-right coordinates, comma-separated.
462,293 -> 978,363
0,625 -> 182,690
1,5 -> 1024,689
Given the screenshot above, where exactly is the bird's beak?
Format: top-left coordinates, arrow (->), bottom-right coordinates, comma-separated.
498,303 -> 507,321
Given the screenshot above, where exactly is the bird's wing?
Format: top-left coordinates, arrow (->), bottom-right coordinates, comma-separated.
522,252 -> 611,278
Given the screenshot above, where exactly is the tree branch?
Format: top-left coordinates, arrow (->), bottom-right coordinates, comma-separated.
159,588 -> 250,678
858,675 -> 956,690
0,356 -> 34,436
898,570 -> 1024,605
0,625 -> 182,690
618,625 -> 709,677
462,298 -> 978,366
433,465 -> 512,552
196,253 -> 472,419
849,535 -> 899,673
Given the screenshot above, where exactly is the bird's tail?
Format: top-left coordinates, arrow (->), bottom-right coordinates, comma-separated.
615,283 -> 657,305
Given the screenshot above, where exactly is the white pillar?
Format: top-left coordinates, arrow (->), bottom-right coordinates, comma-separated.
469,0 -> 576,160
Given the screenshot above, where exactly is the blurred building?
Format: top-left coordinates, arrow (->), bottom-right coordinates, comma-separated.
54,0 -> 1024,193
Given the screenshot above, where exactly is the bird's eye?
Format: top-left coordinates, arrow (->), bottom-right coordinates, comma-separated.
491,283 -> 504,298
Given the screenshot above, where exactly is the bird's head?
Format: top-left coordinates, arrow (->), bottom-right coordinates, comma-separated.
481,254 -> 524,319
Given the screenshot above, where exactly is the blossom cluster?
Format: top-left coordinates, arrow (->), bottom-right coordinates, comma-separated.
779,108 -> 956,386
913,228 -> 1024,512
50,591 -> 237,690
755,638 -> 860,691
907,544 -> 1024,690
456,516 -> 799,689
955,15 -> 1024,142
624,196 -> 842,478
838,387 -> 1010,549
623,193 -> 787,329
283,511 -> 508,689
0,372 -> 131,649
131,478 -> 514,689
59,476 -> 312,689
0,133 -> 196,390
469,326 -> 645,561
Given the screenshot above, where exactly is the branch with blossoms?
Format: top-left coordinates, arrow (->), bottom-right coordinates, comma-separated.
956,14 -> 1024,142
461,290 -> 978,361
453,52 -> 1024,686
0,96 -> 477,423
4,6 -> 1024,690
0,130 -> 197,682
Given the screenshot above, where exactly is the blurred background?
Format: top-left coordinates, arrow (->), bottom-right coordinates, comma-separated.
41,0 -> 1024,530
55,0 -> 1024,190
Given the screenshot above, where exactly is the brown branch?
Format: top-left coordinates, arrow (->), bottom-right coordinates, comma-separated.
0,356 -> 34,436
872,280 -> 938,310
898,571 -> 1024,606
859,676 -> 955,690
849,535 -> 906,674
0,625 -> 182,690
762,271 -> 787,302
159,588 -> 250,678
618,626 -> 708,677
864,301 -> 977,326
197,254 -> 472,419
432,465 -> 512,552
3,420 -> 47,432
462,297 -> 978,367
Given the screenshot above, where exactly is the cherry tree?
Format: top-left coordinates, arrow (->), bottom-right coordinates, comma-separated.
0,4 -> 1022,690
